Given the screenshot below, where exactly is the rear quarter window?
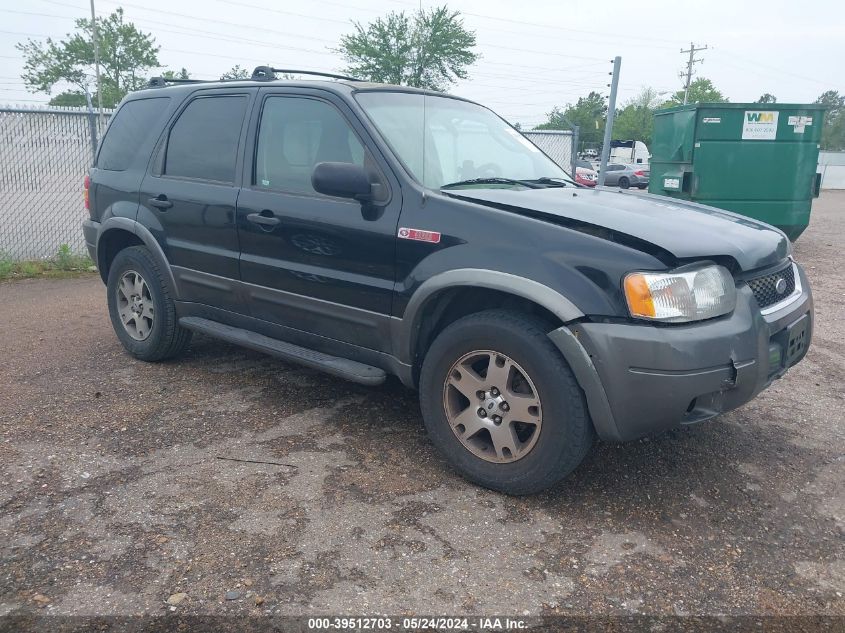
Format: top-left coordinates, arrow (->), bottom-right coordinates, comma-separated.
97,97 -> 171,171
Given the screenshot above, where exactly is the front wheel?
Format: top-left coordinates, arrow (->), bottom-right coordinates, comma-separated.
618,176 -> 630,189
419,310 -> 594,495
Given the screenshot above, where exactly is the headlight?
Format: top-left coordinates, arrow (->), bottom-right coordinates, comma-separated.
623,265 -> 736,323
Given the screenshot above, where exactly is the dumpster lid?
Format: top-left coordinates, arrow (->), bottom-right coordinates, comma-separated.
655,102 -> 827,116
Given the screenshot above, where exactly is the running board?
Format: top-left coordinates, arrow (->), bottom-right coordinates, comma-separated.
179,317 -> 386,386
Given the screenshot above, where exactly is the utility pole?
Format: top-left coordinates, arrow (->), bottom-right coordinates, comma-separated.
89,0 -> 104,129
597,56 -> 621,187
680,42 -> 708,105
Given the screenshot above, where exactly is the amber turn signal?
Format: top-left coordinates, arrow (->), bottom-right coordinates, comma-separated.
623,273 -> 656,318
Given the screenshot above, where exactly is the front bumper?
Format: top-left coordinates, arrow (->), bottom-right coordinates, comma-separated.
553,263 -> 813,442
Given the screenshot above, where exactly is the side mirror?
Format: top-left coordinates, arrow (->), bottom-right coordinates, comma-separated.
312,162 -> 372,201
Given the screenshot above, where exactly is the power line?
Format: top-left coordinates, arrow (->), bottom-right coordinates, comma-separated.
27,1 -> 612,68
710,49 -> 830,87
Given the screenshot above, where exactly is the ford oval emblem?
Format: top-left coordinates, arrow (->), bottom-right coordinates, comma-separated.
774,277 -> 787,294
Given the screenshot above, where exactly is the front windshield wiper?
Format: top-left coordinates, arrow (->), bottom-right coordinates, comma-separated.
522,177 -> 574,187
440,177 -> 544,190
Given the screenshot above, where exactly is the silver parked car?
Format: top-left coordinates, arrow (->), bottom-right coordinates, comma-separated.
600,163 -> 650,189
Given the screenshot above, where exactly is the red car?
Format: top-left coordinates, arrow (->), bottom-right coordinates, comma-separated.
575,159 -> 597,187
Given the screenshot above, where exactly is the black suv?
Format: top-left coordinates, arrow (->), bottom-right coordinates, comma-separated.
83,67 -> 813,494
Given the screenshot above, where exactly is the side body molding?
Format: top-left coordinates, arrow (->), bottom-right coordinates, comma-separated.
96,217 -> 178,297
394,268 -> 585,366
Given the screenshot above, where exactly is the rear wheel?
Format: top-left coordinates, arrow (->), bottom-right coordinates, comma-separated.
107,246 -> 191,361
637,183 -> 648,189
419,310 -> 594,495
618,176 -> 630,189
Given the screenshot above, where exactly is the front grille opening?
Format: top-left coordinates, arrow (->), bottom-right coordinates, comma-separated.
747,264 -> 796,310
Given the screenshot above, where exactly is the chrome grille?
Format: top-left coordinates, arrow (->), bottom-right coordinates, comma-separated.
747,264 -> 796,310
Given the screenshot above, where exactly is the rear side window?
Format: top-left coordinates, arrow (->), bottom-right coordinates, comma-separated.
164,95 -> 248,183
97,97 -> 170,171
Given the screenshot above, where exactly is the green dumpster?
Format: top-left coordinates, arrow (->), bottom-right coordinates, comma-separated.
648,103 -> 825,240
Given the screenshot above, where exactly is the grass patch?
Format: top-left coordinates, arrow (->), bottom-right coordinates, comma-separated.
0,245 -> 96,282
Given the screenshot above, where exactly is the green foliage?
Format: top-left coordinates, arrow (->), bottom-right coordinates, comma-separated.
48,91 -> 88,107
19,262 -> 42,277
0,246 -> 94,281
17,8 -> 159,108
338,5 -> 478,91
756,93 -> 777,103
0,252 -> 13,278
161,68 -> 190,80
54,244 -> 91,271
220,65 -> 251,80
612,87 -> 662,146
536,92 -> 607,145
664,78 -> 728,107
815,90 -> 845,151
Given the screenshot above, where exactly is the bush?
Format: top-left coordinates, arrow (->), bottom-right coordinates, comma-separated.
0,246 -> 94,281
0,252 -> 13,278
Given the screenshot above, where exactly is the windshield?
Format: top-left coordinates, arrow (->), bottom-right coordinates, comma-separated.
355,92 -> 572,189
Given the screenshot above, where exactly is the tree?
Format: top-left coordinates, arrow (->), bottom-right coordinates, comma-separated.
338,5 -> 478,91
161,68 -> 190,80
536,91 -> 607,145
220,65 -> 250,80
664,78 -> 727,107
756,93 -> 777,103
17,8 -> 159,108
612,87 -> 661,145
815,90 -> 845,150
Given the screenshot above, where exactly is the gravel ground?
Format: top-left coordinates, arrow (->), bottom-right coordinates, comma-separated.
1,192 -> 843,622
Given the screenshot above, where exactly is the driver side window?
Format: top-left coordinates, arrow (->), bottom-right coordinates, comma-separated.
254,97 -> 367,196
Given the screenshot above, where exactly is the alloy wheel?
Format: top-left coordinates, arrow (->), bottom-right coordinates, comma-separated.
442,350 -> 543,463
116,270 -> 154,341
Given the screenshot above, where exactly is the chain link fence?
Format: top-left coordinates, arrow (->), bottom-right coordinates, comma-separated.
0,108 -> 578,262
522,130 -> 576,176
0,105 -> 112,261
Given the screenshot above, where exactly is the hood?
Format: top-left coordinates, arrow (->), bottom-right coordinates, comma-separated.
447,187 -> 788,272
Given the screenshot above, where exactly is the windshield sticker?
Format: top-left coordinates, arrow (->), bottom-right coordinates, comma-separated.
742,111 -> 779,140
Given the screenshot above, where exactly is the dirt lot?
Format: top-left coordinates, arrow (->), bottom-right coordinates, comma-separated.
1,193 -> 843,622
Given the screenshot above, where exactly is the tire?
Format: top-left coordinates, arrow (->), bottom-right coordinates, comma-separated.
107,245 -> 192,362
637,184 -> 648,190
419,310 -> 594,495
618,177 -> 630,189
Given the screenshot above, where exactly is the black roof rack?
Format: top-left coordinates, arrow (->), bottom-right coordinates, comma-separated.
147,77 -> 207,88
251,66 -> 362,82
145,67 -> 362,89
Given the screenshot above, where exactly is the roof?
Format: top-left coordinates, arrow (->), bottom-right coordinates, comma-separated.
140,77 -> 440,97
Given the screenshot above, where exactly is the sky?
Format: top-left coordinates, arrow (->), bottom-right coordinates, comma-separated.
1,0 -> 843,128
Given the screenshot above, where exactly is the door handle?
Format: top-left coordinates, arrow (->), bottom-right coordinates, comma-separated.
148,195 -> 173,210
247,211 -> 281,228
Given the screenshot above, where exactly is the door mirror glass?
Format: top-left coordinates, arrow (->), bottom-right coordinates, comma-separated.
312,162 -> 372,201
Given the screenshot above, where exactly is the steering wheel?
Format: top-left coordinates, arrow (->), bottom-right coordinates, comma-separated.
474,162 -> 502,178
